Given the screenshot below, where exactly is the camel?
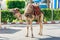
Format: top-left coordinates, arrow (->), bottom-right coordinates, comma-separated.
9,3 -> 43,38
24,3 -> 44,38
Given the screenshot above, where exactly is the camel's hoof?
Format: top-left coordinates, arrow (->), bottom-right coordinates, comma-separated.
31,35 -> 34,38
38,33 -> 43,36
25,35 -> 29,37
31,36 -> 34,38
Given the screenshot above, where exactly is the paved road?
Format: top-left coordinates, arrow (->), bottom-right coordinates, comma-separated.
0,24 -> 60,40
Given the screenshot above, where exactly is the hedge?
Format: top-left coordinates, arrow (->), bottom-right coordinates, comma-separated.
1,10 -> 16,23
1,9 -> 24,23
7,1 -> 25,9
42,9 -> 60,21
1,9 -> 60,23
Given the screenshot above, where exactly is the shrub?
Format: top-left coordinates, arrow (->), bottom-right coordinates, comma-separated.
1,9 -> 60,23
7,1 -> 25,9
53,9 -> 60,20
42,9 -> 52,21
20,9 -> 24,14
1,10 -> 16,22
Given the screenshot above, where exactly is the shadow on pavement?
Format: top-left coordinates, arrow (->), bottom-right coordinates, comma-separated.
36,35 -> 60,40
0,37 -> 9,40
0,28 -> 21,34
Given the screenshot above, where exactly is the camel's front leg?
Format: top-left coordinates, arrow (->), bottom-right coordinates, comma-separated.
0,24 -> 1,28
26,18 -> 29,37
30,20 -> 34,38
39,13 -> 43,36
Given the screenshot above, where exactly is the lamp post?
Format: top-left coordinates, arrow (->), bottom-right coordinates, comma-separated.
51,0 -> 53,21
51,0 -> 55,23
47,0 -> 50,8
0,0 -> 2,28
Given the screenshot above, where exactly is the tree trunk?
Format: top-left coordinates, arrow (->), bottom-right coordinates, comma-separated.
30,0 -> 32,3
47,0 -> 50,8
0,2 -> 1,28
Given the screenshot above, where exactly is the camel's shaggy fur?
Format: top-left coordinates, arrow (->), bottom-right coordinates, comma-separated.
24,3 -> 44,37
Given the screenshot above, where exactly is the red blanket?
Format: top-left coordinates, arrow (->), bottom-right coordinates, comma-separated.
32,5 -> 41,16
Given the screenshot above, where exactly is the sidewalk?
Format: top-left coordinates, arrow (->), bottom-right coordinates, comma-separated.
0,24 -> 60,40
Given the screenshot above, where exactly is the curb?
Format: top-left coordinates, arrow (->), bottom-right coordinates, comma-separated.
1,21 -> 60,25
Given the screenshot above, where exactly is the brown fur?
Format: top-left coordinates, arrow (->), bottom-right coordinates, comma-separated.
10,8 -> 22,20
24,3 -> 44,37
10,5 -> 43,38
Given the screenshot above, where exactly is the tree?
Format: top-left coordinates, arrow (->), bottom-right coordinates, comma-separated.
30,0 -> 32,3
47,0 -> 50,8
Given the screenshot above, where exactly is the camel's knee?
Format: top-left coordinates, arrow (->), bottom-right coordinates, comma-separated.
31,27 -> 33,30
27,26 -> 29,29
39,21 -> 43,24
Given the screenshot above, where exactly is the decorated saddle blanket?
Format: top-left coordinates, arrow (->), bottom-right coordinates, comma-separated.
25,4 -> 42,18
32,5 -> 41,16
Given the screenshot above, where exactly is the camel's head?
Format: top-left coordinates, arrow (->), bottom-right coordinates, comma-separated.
9,8 -> 20,13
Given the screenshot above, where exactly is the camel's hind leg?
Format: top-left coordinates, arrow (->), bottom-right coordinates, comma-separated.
39,13 -> 43,36
25,18 -> 29,37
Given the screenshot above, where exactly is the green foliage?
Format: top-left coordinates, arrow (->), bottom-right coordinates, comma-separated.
1,10 -> 16,22
42,9 -> 60,21
1,9 -> 60,23
53,9 -> 60,20
20,9 -> 24,14
7,1 -> 25,9
42,9 -> 52,21
8,0 -> 25,1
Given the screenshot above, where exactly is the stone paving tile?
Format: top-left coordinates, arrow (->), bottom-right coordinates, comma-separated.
0,24 -> 60,40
